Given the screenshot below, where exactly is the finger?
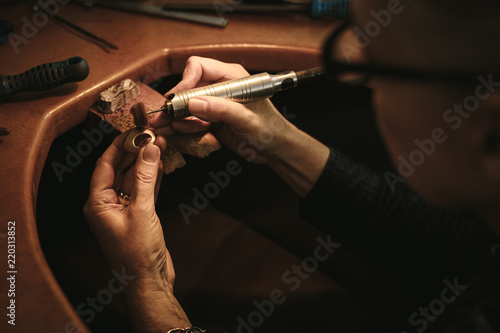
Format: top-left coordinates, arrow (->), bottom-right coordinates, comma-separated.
119,168 -> 135,199
166,56 -> 249,96
129,144 -> 161,211
149,112 -> 171,129
166,59 -> 203,95
154,125 -> 176,138
184,56 -> 249,82
155,134 -> 167,157
155,159 -> 164,203
154,135 -> 166,203
171,118 -> 212,134
155,57 -> 250,128
116,134 -> 167,197
89,134 -> 126,195
113,151 -> 138,190
188,96 -> 255,131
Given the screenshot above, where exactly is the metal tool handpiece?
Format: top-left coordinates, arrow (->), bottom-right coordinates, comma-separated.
148,67 -> 326,119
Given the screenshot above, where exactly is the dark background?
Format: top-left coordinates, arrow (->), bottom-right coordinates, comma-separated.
36,74 -> 402,332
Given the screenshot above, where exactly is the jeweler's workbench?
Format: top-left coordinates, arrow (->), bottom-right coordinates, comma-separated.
0,2 -> 335,332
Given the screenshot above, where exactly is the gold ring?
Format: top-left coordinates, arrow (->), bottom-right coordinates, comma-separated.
116,191 -> 130,201
122,127 -> 156,153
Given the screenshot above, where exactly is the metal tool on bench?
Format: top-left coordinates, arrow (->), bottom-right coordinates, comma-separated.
162,0 -> 351,19
78,0 -> 228,28
32,4 -> 118,53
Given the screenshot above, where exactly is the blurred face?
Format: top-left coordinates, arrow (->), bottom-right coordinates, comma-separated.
349,0 -> 500,212
370,75 -> 485,206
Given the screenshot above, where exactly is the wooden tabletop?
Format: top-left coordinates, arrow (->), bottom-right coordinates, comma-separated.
0,1 -> 335,331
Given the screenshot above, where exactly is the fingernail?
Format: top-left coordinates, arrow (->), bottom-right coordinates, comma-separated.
189,98 -> 207,114
143,144 -> 159,163
155,135 -> 167,159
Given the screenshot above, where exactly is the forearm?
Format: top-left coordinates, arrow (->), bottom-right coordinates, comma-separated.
299,147 -> 496,279
267,125 -> 330,198
123,279 -> 191,333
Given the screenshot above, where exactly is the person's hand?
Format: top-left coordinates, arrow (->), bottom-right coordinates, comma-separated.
151,56 -> 330,197
83,133 -> 191,332
84,133 -> 167,281
150,56 -> 297,165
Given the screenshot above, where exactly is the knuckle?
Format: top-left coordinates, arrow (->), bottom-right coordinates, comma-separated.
158,161 -> 164,174
83,201 -> 90,217
237,106 -> 255,122
136,169 -> 156,184
229,63 -> 249,76
185,55 -> 199,65
211,99 -> 233,118
182,58 -> 203,85
214,98 -> 230,112
83,198 -> 95,213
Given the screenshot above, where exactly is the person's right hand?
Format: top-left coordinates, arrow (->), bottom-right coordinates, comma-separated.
150,56 -> 298,165
151,56 -> 330,197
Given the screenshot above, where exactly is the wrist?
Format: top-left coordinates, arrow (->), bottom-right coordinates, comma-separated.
123,278 -> 190,333
267,126 -> 329,198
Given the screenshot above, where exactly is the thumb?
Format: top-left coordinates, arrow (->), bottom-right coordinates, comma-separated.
130,144 -> 160,210
188,96 -> 254,130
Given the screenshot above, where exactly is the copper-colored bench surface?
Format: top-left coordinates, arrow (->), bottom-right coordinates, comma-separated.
0,2 -> 335,332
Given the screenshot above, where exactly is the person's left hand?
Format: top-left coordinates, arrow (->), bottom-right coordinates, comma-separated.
84,133 -> 169,281
84,133 -> 191,332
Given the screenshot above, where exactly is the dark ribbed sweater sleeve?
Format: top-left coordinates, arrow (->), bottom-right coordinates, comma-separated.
300,147 -> 497,281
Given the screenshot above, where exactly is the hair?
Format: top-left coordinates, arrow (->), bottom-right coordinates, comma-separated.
356,0 -> 500,72
429,0 -> 500,16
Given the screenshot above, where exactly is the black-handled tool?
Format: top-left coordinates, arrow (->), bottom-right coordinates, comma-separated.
0,56 -> 90,102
